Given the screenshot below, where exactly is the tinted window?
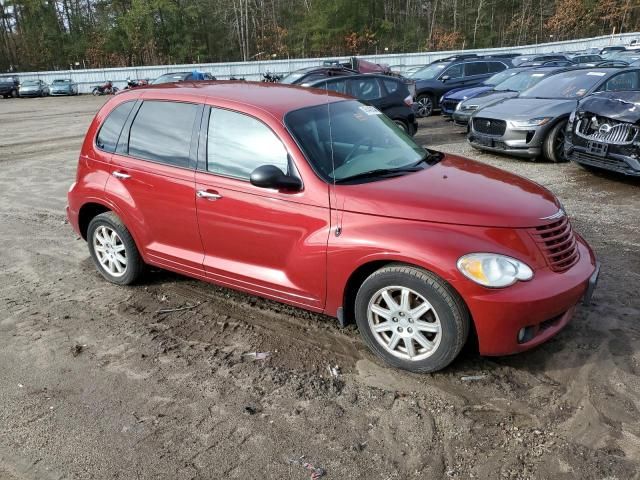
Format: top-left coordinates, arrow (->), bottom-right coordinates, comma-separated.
207,108 -> 288,180
487,61 -> 507,73
409,63 -> 447,80
464,62 -> 488,76
601,71 -> 640,91
350,78 -> 382,100
443,64 -> 463,79
383,79 -> 400,94
96,101 -> 136,153
128,101 -> 198,167
322,79 -> 348,94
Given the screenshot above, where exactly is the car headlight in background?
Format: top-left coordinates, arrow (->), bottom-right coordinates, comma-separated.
457,253 -> 534,288
510,117 -> 553,128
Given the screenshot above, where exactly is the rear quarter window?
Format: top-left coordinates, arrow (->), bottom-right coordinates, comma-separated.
127,100 -> 199,167
96,101 -> 136,153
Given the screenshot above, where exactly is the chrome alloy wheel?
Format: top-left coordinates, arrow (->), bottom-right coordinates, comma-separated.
93,226 -> 127,277
367,286 -> 442,361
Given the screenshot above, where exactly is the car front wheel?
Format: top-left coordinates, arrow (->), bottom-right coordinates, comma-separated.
543,120 -> 569,163
416,94 -> 434,118
87,212 -> 144,285
355,264 -> 469,373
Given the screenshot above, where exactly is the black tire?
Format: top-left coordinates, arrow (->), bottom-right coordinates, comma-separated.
416,94 -> 434,118
92,87 -> 100,96
393,119 -> 409,133
87,212 -> 144,285
542,120 -> 568,163
354,264 -> 470,373
10,89 -> 17,98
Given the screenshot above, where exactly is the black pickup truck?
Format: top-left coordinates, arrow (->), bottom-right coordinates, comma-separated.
0,76 -> 19,98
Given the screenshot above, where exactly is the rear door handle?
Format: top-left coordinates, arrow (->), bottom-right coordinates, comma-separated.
112,171 -> 131,180
197,190 -> 222,200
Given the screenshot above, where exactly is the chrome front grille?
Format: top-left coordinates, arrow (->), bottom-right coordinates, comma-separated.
529,216 -> 579,273
575,114 -> 639,145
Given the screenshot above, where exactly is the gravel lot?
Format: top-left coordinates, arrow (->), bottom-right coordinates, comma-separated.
1,95 -> 639,480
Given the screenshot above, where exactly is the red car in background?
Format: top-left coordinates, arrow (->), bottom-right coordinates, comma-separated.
67,81 -> 599,372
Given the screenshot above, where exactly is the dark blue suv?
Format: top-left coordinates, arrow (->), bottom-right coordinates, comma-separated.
408,56 -> 513,117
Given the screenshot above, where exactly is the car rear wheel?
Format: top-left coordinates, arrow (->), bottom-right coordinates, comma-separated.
87,212 -> 144,285
543,120 -> 568,163
354,264 -> 469,373
10,89 -> 17,98
416,94 -> 434,118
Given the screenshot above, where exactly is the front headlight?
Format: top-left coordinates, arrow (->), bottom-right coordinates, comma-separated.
510,117 -> 553,128
455,101 -> 463,111
457,253 -> 534,288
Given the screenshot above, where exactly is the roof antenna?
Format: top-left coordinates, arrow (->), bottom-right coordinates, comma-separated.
326,85 -> 342,237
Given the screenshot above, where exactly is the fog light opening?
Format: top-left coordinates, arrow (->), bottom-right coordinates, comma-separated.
517,326 -> 535,344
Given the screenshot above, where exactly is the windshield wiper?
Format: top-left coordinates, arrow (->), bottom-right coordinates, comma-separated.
334,166 -> 421,184
412,150 -> 442,167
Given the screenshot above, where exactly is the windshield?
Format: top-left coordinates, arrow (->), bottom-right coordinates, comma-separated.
280,71 -> 307,84
53,79 -> 70,84
22,80 -> 39,86
494,70 -> 551,92
520,70 -> 606,98
285,100 -> 427,183
485,69 -> 520,86
409,63 -> 447,80
151,73 -> 189,85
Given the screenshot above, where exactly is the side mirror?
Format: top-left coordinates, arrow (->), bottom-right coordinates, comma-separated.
440,75 -> 450,82
250,165 -> 302,191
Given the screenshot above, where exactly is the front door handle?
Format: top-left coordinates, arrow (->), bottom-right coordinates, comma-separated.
112,171 -> 131,180
197,190 -> 222,200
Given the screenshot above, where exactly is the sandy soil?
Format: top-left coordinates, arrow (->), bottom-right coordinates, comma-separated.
1,95 -> 639,480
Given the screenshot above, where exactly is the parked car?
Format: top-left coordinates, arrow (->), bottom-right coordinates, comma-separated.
305,74 -> 418,135
600,46 -> 627,55
468,66 -> 640,162
280,65 -> 358,85
512,54 -> 570,66
50,78 -> 79,96
151,71 -> 215,85
67,82 -> 599,373
565,90 -> 640,177
408,57 -> 512,117
452,65 -> 577,126
566,53 -> 603,65
18,79 -> 49,97
0,75 -> 19,98
440,67 -> 529,117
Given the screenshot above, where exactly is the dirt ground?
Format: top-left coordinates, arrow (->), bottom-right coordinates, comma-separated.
1,95 -> 639,480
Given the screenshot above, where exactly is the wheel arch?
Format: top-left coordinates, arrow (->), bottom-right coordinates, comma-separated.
340,258 -> 472,333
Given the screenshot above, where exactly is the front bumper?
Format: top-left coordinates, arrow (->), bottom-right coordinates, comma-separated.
465,235 -> 597,356
467,119 -> 552,159
566,142 -> 640,177
19,91 -> 42,97
452,111 -> 472,126
51,90 -> 72,96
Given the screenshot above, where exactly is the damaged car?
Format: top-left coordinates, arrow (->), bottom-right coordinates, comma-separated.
468,66 -> 640,162
565,90 -> 640,177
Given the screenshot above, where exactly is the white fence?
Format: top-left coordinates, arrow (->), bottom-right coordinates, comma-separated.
4,32 -> 639,94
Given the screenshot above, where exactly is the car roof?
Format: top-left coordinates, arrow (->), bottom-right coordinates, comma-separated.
118,81 -> 346,120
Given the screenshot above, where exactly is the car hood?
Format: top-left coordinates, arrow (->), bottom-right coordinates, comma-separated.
445,85 -> 493,101
338,154 -> 560,228
462,90 -> 518,108
578,91 -> 640,123
477,97 -> 577,119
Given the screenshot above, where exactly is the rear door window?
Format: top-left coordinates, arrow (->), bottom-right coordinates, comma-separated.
601,71 -> 640,91
96,101 -> 136,153
321,79 -> 348,94
464,62 -> 489,76
128,100 -> 199,167
207,108 -> 289,180
487,61 -> 507,73
349,78 -> 383,100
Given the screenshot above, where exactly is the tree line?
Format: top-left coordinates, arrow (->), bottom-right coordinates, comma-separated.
0,0 -> 638,72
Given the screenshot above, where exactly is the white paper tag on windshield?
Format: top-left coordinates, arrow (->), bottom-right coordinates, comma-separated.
359,105 -> 382,116
586,72 -> 606,76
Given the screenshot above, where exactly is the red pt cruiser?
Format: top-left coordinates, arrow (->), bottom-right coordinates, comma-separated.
67,82 -> 599,372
